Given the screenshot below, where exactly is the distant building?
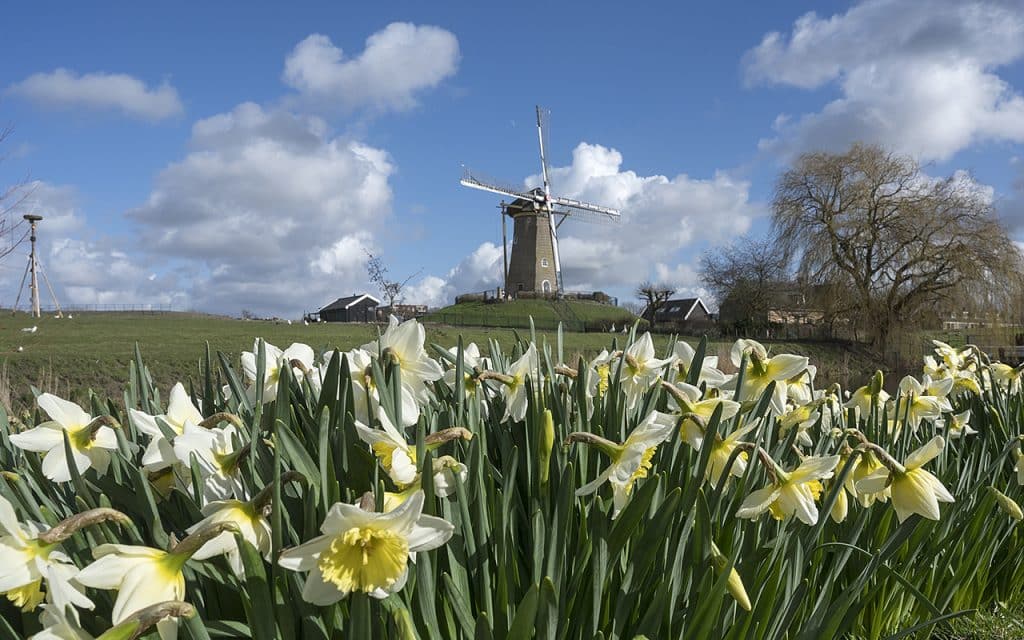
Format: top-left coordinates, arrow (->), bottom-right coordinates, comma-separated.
652,297 -> 714,330
317,294 -> 380,323
379,304 -> 428,321
718,283 -> 824,327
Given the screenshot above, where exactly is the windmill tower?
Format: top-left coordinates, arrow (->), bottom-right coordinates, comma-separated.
461,106 -> 621,297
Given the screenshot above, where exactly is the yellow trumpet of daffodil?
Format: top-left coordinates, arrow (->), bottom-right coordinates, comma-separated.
856,436 -> 954,522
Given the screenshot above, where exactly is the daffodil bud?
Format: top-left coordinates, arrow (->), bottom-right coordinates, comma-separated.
710,542 -> 751,611
538,409 -> 555,486
869,371 -> 884,397
989,486 -> 1024,521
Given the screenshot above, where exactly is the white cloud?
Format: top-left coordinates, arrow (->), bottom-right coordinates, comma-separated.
404,242 -> 504,307
127,103 -> 394,315
418,143 -> 759,305
0,181 -> 187,309
745,0 -> 1024,161
8,69 -> 183,121
282,23 -> 460,112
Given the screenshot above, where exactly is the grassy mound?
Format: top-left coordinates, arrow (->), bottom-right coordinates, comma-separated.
423,298 -> 637,331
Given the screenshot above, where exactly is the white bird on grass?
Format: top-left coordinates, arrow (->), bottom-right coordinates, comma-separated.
21,326 -> 37,333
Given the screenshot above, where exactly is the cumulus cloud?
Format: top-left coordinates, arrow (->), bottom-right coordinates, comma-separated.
745,0 -> 1024,161
0,181 -> 186,309
282,23 -> 460,112
127,102 -> 394,315
7,69 -> 183,121
404,242 -> 504,307
416,143 -> 760,306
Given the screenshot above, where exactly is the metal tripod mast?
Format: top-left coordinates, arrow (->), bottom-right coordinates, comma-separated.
13,214 -> 60,318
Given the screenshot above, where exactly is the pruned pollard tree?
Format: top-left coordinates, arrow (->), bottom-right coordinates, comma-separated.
772,143 -> 1023,351
635,281 -> 675,328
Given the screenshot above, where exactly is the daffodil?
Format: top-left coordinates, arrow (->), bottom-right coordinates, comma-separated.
778,402 -> 821,447
786,365 -> 817,406
362,316 -> 444,400
667,382 -> 741,450
443,342 -> 491,415
728,339 -> 808,413
856,436 -> 954,522
186,500 -> 271,579
851,450 -> 889,507
941,410 -> 975,439
9,394 -> 118,483
706,424 -> 757,486
76,523 -> 233,640
278,491 -> 453,602
572,410 -> 676,516
895,376 -> 952,433
845,371 -> 890,421
129,382 -> 203,472
29,604 -> 93,640
737,455 -> 840,525
990,362 -> 1023,394
355,409 -> 419,487
620,333 -> 672,409
76,544 -> 185,640
240,340 -> 315,404
672,340 -> 727,388
501,343 -> 540,422
173,423 -> 247,501
381,456 -> 468,511
0,495 -> 95,614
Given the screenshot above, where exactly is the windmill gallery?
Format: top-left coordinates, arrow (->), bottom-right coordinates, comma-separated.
459,106 -> 621,299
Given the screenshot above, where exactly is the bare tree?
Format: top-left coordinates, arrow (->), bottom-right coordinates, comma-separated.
0,126 -> 34,262
699,235 -> 788,331
365,251 -> 422,310
635,281 -> 675,328
773,143 -> 1023,351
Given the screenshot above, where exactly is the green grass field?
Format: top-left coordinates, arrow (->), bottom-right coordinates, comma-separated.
1,311 -> 881,411
423,298 -> 638,331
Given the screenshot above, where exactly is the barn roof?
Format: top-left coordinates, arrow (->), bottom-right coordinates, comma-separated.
319,294 -> 380,313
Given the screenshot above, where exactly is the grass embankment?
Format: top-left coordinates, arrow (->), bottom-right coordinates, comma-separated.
423,298 -> 637,331
1,311 -> 880,411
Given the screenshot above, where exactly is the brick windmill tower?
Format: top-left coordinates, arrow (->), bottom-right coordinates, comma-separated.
460,106 -> 621,297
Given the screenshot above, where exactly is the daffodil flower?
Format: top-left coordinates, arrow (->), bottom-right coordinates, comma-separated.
185,500 -> 271,579
728,339 -> 808,413
10,394 -> 118,483
620,333 -> 672,409
129,382 -> 203,472
362,316 -> 444,400
990,362 -> 1023,394
737,455 -> 840,525
778,402 -> 821,447
786,365 -> 817,406
76,523 -> 235,640
895,376 -> 952,433
851,450 -> 889,507
856,436 -> 954,522
672,340 -> 727,388
665,380 -> 741,447
501,343 -> 540,422
941,410 -> 975,439
355,409 -> 420,487
845,371 -> 890,421
278,491 -> 453,602
240,340 -> 315,404
572,410 -> 676,516
381,456 -> 468,512
173,423 -> 247,501
0,495 -> 97,614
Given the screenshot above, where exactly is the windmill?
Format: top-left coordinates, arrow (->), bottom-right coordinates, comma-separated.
460,106 -> 620,296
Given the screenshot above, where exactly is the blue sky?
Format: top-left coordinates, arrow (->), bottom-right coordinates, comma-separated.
1,0 -> 1023,316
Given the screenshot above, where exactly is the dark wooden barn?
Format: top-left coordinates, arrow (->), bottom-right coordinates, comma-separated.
317,294 -> 380,323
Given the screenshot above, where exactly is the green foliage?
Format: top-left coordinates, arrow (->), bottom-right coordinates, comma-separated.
0,330 -> 1021,638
